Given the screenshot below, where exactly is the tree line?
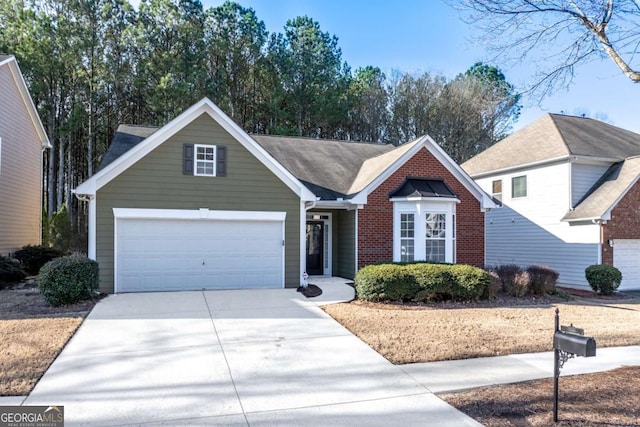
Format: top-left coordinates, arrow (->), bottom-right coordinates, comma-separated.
0,0 -> 519,247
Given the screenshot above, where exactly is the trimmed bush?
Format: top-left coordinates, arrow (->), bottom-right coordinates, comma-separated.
13,245 -> 63,275
527,265 -> 559,296
494,264 -> 524,296
585,264 -> 622,295
355,263 -> 490,302
0,255 -> 26,288
354,264 -> 419,302
38,255 -> 99,306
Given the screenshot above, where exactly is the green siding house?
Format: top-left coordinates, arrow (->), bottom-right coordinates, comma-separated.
75,98 -> 495,293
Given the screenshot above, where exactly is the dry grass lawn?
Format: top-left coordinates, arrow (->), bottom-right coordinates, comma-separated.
0,283 -> 98,396
322,294 -> 640,364
439,366 -> 640,426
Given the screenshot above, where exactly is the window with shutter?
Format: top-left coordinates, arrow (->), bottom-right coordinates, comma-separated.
183,144 -> 226,177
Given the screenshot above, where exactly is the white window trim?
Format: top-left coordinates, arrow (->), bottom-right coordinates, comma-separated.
194,144 -> 217,177
393,199 -> 456,263
399,211 -> 416,262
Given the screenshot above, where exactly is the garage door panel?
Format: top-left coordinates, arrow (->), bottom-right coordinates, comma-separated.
613,239 -> 640,291
116,216 -> 284,292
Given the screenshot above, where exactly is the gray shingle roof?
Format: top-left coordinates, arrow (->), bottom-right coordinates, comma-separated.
99,127 -> 418,200
563,157 -> 640,222
251,135 -> 398,199
462,114 -> 640,177
98,125 -> 158,171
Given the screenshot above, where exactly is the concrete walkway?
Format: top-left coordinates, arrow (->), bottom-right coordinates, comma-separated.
9,279 -> 640,426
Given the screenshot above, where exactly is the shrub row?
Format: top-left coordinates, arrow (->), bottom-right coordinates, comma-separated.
38,255 -> 99,306
355,263 -> 490,302
0,255 -> 27,289
14,245 -> 63,275
486,264 -> 559,298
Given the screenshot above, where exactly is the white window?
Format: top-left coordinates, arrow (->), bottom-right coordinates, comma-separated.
400,213 -> 415,262
393,201 -> 457,263
512,175 -> 527,198
194,144 -> 216,176
425,213 -> 446,263
492,179 -> 502,201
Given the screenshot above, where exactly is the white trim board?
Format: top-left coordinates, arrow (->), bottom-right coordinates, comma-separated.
112,208 -> 286,222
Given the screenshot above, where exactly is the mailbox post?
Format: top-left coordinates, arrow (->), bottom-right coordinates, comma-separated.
553,308 -> 596,422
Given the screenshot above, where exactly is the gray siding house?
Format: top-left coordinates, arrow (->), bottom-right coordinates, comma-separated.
75,98 -> 494,294
0,55 -> 51,255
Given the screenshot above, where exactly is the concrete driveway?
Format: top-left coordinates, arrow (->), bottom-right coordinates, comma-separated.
24,284 -> 479,426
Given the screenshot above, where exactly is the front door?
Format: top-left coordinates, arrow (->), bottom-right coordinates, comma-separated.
306,221 -> 324,275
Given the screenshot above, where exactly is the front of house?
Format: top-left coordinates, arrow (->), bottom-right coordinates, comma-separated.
463,113 -> 640,291
75,98 -> 495,293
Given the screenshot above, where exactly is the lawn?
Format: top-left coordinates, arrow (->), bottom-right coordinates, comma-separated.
322,292 -> 640,364
439,366 -> 640,426
0,282 -> 98,396
323,290 -> 640,426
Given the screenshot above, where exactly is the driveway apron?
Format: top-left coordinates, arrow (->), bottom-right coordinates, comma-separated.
24,289 -> 479,426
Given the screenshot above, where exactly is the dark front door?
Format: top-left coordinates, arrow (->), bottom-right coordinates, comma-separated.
306,221 -> 324,275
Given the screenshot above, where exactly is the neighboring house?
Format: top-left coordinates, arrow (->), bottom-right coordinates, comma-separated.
74,98 -> 495,294
0,55 -> 51,255
463,113 -> 640,291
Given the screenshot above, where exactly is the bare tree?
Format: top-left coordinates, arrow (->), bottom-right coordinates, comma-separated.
453,0 -> 640,96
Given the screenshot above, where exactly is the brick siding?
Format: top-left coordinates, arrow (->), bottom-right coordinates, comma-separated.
357,147 -> 485,269
601,180 -> 640,265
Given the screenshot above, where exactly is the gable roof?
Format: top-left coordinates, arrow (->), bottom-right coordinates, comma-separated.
0,55 -> 51,149
77,98 -> 495,209
74,98 -> 316,201
462,114 -> 640,177
562,157 -> 640,222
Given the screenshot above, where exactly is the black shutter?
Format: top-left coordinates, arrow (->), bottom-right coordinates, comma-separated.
217,146 -> 226,177
183,144 -> 194,175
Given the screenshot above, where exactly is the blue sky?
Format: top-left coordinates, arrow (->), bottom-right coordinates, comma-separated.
199,0 -> 639,133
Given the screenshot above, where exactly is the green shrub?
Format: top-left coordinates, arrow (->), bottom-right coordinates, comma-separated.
527,265 -> 559,295
355,263 -> 490,302
354,264 -> 419,302
38,255 -> 99,306
13,245 -> 63,276
0,255 -> 26,288
585,264 -> 622,295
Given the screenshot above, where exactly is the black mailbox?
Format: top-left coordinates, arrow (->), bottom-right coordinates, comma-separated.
554,331 -> 596,357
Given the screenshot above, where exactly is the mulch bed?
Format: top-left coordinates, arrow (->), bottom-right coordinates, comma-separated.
297,284 -> 323,298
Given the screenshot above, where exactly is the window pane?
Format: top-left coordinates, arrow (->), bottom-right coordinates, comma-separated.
425,213 -> 446,239
401,239 -> 414,262
426,240 -> 445,263
194,145 -> 216,176
401,213 -> 414,238
512,176 -> 527,198
492,180 -> 502,202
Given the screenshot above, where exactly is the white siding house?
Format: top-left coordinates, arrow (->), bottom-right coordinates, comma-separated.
463,114 -> 640,291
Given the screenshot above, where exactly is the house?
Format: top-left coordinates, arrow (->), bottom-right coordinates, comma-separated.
0,55 -> 51,255
462,113 -> 640,291
74,98 -> 495,293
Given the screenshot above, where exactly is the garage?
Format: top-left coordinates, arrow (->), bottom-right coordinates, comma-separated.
613,239 -> 640,291
114,209 -> 285,292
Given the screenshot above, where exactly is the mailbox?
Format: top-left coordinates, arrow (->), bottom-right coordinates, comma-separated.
554,331 -> 596,357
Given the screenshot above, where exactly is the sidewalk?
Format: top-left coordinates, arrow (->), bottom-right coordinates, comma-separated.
401,345 -> 640,393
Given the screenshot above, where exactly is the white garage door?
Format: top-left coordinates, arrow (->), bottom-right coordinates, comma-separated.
114,209 -> 285,292
613,239 -> 640,291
